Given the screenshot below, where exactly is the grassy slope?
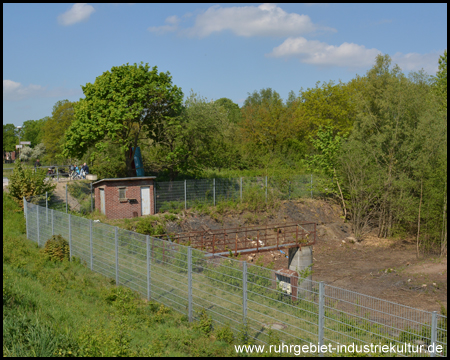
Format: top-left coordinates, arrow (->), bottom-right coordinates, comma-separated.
2,193 -> 238,357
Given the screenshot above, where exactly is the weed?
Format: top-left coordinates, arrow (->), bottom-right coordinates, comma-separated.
42,235 -> 70,262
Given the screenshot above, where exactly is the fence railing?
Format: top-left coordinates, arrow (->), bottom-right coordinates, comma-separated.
23,198 -> 447,357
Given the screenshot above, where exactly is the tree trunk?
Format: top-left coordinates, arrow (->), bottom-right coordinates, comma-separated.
333,168 -> 347,219
416,179 -> 423,259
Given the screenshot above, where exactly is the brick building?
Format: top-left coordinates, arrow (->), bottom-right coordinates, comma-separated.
92,177 -> 156,219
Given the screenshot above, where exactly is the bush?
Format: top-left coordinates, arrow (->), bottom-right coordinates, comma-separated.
7,161 -> 56,209
43,235 -> 70,262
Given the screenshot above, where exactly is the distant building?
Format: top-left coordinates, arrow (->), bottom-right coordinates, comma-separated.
92,177 -> 156,219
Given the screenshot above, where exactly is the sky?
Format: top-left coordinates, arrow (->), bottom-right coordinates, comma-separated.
3,3 -> 447,127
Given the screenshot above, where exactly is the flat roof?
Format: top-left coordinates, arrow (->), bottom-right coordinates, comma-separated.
92,176 -> 156,186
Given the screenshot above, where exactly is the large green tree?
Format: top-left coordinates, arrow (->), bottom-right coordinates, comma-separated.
215,97 -> 242,124
63,62 -> 184,176
43,101 -> 75,164
22,117 -> 48,148
147,92 -> 232,179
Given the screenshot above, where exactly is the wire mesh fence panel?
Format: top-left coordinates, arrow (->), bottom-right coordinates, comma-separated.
193,254 -> 245,335
186,179 -> 214,208
155,180 -> 185,213
215,178 -> 240,203
290,174 -> 313,199
323,284 -> 440,356
436,314 -> 448,357
147,238 -> 190,316
23,198 -> 448,357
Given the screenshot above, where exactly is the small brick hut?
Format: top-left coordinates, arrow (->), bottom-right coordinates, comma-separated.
92,177 -> 156,219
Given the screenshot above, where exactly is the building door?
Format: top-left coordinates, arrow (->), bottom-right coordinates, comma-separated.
141,186 -> 150,216
100,188 -> 105,215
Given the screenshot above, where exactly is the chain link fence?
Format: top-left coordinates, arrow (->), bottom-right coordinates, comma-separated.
24,198 -> 447,356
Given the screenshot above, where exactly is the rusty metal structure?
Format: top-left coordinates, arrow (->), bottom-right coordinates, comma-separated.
155,222 -> 316,257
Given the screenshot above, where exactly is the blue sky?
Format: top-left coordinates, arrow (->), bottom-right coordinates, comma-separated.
3,3 -> 447,127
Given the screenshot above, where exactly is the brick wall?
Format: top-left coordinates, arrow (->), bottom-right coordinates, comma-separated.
94,179 -> 154,219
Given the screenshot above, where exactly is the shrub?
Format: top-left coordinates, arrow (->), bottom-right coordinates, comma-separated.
7,161 -> 56,209
43,235 -> 70,262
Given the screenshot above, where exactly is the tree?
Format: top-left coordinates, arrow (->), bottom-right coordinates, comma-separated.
31,143 -> 46,161
19,145 -> 33,162
43,101 -> 75,164
147,92 -> 231,179
3,124 -> 17,152
307,126 -> 348,218
433,50 -> 447,112
22,117 -> 48,148
63,62 -> 184,177
215,97 -> 242,124
7,161 -> 56,209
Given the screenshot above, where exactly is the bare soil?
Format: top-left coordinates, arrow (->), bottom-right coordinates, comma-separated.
166,199 -> 447,313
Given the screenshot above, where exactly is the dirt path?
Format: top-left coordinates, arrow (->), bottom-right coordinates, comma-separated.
52,180 -> 84,211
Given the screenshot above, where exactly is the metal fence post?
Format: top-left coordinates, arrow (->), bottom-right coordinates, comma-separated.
154,183 -> 157,214
24,197 -> 28,239
115,227 -> 119,286
265,176 -> 268,202
57,167 -> 59,181
431,311 -> 437,357
213,178 -> 216,206
90,183 -> 93,213
37,205 -> 40,247
147,235 -> 151,300
184,180 -> 187,210
66,184 -> 68,213
311,174 -> 313,198
318,281 -> 325,356
68,214 -> 72,261
188,246 -> 193,322
51,209 -> 54,236
46,192 -> 48,223
240,177 -> 242,202
243,262 -> 247,327
90,220 -> 93,270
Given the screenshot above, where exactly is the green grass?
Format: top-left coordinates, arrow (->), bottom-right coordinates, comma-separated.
2,193 -> 239,357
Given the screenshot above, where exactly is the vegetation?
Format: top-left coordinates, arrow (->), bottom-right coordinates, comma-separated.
4,50 -> 447,256
3,193 -> 237,357
62,62 -> 184,177
7,161 -> 56,209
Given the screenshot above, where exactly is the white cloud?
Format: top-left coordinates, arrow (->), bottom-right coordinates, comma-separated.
268,37 -> 441,73
392,52 -> 440,75
57,3 -> 95,26
268,37 -> 381,68
148,15 -> 181,34
3,80 -> 80,101
152,3 -> 336,38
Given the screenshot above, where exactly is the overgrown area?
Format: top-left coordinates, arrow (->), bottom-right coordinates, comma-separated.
3,193 -> 241,357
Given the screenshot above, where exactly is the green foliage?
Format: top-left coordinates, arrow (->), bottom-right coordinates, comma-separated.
43,235 -> 70,262
146,91 -> 233,180
7,161 -> 56,209
3,194 -> 235,357
63,62 -> 184,177
21,118 -> 47,148
215,324 -> 235,344
193,309 -> 213,335
3,123 -> 18,152
43,100 -> 76,164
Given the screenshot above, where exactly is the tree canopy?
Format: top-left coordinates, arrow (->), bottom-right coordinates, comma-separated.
3,124 -> 17,152
63,62 -> 184,176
